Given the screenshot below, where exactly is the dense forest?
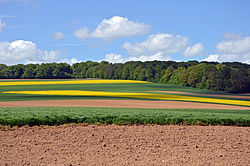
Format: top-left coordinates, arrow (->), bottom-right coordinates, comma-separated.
0,60 -> 249,93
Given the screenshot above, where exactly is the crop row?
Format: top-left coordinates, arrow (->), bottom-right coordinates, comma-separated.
0,107 -> 249,127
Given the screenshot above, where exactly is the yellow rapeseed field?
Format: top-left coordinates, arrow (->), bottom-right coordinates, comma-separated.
0,80 -> 149,86
3,90 -> 250,107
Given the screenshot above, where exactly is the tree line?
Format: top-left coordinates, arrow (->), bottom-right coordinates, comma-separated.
0,60 -> 249,93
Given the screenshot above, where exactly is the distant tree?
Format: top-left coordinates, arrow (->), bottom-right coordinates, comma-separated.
6,64 -> 25,79
0,64 -> 8,78
0,64 -> 7,71
112,63 -> 123,79
36,63 -> 53,79
162,66 -> 175,83
122,65 -> 129,79
169,67 -> 187,86
52,63 -> 72,78
229,68 -> 250,93
145,66 -> 154,82
22,64 -> 38,79
186,63 -> 206,88
71,62 -> 86,78
95,61 -> 109,79
133,65 -> 144,80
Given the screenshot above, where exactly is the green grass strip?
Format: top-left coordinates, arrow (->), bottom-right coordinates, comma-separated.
0,107 -> 249,127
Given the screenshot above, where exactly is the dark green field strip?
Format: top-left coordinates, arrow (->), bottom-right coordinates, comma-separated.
1,83 -> 248,102
0,107 -> 249,127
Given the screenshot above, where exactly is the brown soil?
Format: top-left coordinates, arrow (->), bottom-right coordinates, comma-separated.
0,124 -> 249,166
155,91 -> 250,99
0,99 -> 249,110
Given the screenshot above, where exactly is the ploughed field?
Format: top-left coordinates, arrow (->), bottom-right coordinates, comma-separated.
0,79 -> 249,165
0,125 -> 249,166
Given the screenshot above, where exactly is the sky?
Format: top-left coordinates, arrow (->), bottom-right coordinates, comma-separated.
0,0 -> 250,65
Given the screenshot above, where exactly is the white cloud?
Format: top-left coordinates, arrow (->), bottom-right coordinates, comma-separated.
104,52 -> 170,64
53,32 -> 65,40
183,43 -> 204,57
127,52 -> 171,62
92,16 -> 150,39
203,54 -> 219,62
58,58 -> 81,65
105,53 -> 125,63
203,35 -> 250,64
0,40 -> 80,65
74,28 -> 89,39
123,33 -> 188,56
105,33 -> 188,63
216,36 -> 250,54
203,53 -> 250,64
74,16 -> 150,40
0,19 -> 6,32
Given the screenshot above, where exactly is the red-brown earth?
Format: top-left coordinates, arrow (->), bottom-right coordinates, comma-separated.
0,124 -> 249,165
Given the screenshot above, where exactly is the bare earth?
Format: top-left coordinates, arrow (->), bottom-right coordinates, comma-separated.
0,124 -> 249,166
155,91 -> 250,99
0,99 -> 250,110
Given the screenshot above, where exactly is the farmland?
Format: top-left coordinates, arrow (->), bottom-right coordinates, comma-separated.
0,79 -> 249,127
1,125 -> 249,165
1,1 -> 250,165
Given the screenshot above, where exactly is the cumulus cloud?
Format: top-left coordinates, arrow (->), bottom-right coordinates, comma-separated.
216,36 -> 250,54
123,33 -> 188,56
121,33 -> 188,62
74,16 -> 150,40
53,32 -> 65,40
0,19 -> 6,32
105,53 -> 125,63
203,35 -> 250,64
102,33 -> 190,63
104,52 -> 170,64
0,40 -> 80,65
203,54 -> 219,62
183,43 -> 204,57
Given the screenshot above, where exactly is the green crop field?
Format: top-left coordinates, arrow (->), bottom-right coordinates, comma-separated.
0,107 -> 249,127
0,79 -> 249,127
0,79 -> 249,102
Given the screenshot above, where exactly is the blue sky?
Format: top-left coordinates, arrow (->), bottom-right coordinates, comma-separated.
0,0 -> 250,65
